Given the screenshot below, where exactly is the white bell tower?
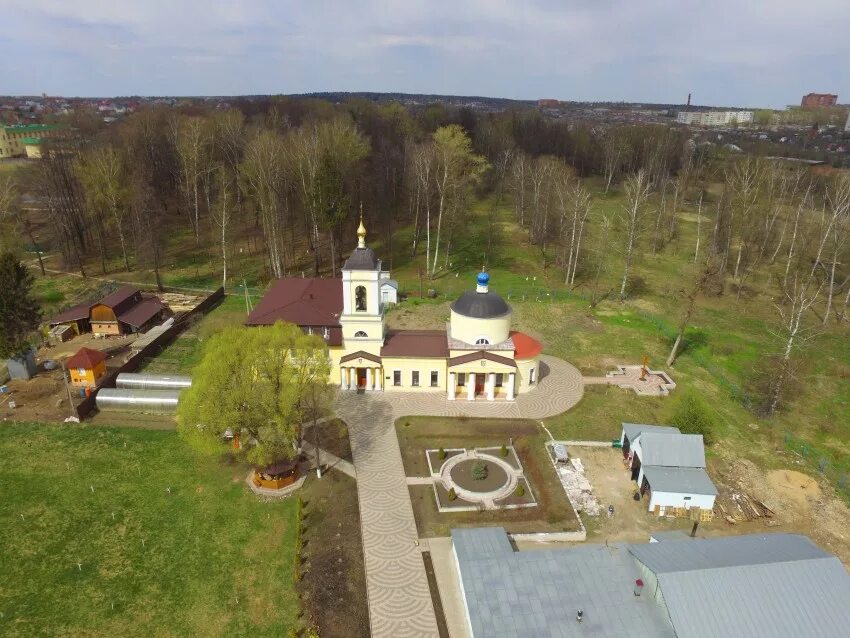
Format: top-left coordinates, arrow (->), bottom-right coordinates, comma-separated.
340,213 -> 386,354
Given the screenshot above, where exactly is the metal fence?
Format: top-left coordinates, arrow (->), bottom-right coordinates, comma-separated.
784,431 -> 850,502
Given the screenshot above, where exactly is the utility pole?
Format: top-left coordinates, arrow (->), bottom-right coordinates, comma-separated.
60,360 -> 75,417
242,278 -> 252,314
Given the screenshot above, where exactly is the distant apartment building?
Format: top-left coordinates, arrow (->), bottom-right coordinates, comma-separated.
676,110 -> 754,126
537,98 -> 560,108
0,123 -> 59,158
801,93 -> 838,108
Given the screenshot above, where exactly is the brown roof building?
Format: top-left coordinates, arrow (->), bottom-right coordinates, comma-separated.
49,285 -> 165,336
246,278 -> 344,345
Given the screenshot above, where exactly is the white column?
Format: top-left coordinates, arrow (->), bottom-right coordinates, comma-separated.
341,367 -> 348,389
448,372 -> 456,400
507,372 -> 516,401
370,368 -> 378,391
349,367 -> 356,389
487,373 -> 495,401
467,373 -> 475,401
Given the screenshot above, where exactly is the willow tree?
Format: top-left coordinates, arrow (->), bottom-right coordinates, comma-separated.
177,322 -> 332,465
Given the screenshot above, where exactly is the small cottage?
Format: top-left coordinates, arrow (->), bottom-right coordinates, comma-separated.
66,347 -> 107,387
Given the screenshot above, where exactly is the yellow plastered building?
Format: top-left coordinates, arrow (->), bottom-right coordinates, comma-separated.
247,218 -> 541,401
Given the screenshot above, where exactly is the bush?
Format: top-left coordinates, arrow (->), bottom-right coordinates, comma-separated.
515,483 -> 525,497
668,390 -> 717,445
447,487 -> 457,501
500,444 -> 509,457
471,461 -> 488,481
437,447 -> 446,460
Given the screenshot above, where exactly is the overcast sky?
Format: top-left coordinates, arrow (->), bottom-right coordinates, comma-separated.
3,0 -> 848,108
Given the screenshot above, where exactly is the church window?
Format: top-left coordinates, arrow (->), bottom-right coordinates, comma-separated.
393,370 -> 401,386
430,371 -> 439,387
529,367 -> 536,384
411,371 -> 420,387
355,286 -> 367,311
354,331 -> 367,338
475,338 -> 490,345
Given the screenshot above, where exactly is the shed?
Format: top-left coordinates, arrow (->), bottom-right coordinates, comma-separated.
66,347 -> 107,387
640,466 -> 717,516
379,278 -> 398,305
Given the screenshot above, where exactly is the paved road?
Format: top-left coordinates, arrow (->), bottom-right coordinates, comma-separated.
336,355 -> 584,638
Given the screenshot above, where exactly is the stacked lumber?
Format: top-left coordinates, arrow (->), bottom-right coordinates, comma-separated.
713,492 -> 775,523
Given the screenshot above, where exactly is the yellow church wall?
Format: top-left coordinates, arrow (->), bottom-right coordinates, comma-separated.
382,357 -> 447,393
515,358 -> 540,393
449,310 -> 511,345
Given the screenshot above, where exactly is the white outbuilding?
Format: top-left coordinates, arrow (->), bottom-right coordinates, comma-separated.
620,423 -> 716,517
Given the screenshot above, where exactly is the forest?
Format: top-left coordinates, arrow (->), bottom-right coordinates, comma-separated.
0,97 -> 848,424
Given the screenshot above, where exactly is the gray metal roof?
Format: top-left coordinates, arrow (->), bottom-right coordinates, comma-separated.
628,533 -> 830,574
380,278 -> 398,289
642,466 -> 717,495
621,423 -> 680,443
637,432 -> 705,468
649,530 -> 692,542
450,290 -> 511,319
658,559 -> 850,638
452,528 -> 674,638
342,247 -> 380,271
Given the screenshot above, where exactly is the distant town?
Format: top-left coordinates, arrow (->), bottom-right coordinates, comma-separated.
2,90 -> 849,166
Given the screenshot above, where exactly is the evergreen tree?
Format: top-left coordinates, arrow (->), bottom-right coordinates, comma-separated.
0,252 -> 41,360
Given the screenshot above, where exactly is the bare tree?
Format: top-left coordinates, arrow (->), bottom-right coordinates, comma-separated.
209,166 -> 233,289
820,176 -> 850,323
602,131 -> 630,193
765,276 -> 822,415
619,170 -> 652,300
172,116 -> 212,243
666,260 -> 718,366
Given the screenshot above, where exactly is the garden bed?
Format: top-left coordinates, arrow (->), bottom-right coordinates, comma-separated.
399,417 -> 580,536
426,448 -> 464,475
494,477 -> 537,508
433,483 -> 479,511
478,445 -> 522,470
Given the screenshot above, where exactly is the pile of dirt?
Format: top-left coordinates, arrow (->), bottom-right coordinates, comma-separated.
766,470 -> 822,509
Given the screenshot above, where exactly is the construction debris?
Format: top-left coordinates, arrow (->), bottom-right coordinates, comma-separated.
556,457 -> 601,516
714,491 -> 775,522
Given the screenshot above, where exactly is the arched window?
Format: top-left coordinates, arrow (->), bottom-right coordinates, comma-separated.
355,285 -> 367,311
474,338 -> 490,345
354,331 -> 367,338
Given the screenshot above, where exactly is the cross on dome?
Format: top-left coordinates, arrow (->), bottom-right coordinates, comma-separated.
357,203 -> 367,248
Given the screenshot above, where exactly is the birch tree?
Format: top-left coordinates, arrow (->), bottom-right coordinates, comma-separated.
431,125 -> 486,275
209,166 -> 233,289
619,170 -> 652,300
820,176 -> 850,324
172,116 -> 212,243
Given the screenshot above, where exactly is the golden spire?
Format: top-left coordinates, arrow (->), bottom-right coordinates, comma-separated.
357,203 -> 366,248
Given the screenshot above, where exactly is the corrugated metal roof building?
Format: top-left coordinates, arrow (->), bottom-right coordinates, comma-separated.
452,529 -> 850,638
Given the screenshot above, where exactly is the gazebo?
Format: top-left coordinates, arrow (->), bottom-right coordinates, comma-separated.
252,457 -> 301,490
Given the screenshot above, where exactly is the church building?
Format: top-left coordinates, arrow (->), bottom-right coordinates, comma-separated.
246,218 -> 542,401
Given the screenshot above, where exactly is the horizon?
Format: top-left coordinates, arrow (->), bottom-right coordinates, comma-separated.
2,1 -> 848,109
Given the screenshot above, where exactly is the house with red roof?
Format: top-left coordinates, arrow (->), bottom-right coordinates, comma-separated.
247,218 -> 543,401
66,347 -> 107,387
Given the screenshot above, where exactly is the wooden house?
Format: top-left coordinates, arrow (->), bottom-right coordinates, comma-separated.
66,347 -> 107,387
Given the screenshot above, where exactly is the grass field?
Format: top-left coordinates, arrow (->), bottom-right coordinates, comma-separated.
0,422 -> 300,638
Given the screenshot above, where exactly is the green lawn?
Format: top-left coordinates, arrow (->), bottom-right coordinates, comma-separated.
0,422 -> 300,637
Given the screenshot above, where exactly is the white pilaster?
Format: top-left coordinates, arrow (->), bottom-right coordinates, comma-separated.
487,372 -> 495,401
448,372 -> 456,400
467,373 -> 475,401
507,372 -> 516,401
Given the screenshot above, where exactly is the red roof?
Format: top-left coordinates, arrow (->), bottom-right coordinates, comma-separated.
511,331 -> 543,360
246,278 -> 343,328
97,285 -> 141,313
49,301 -> 93,325
65,347 -> 106,369
381,330 -> 449,358
118,297 -> 163,328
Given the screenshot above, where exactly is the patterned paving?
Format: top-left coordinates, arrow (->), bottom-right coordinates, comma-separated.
336,355 -> 584,637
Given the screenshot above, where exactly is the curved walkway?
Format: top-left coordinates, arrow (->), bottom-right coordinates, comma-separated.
336,355 -> 583,638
